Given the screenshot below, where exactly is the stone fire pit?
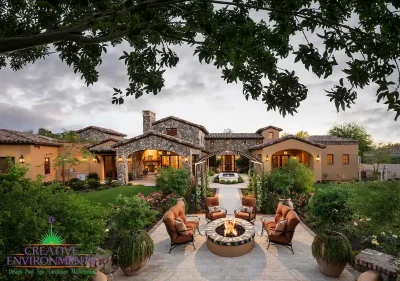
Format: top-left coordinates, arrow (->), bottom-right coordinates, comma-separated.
205,218 -> 255,257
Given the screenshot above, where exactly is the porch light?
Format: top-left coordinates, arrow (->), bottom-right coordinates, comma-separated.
266,155 -> 269,161
127,158 -> 130,162
83,156 -> 86,161
158,150 -> 162,155
19,155 -> 25,164
316,155 -> 320,162
283,150 -> 288,155
167,151 -> 171,155
45,158 -> 49,162
92,158 -> 97,162
184,157 -> 188,162
118,157 -> 123,163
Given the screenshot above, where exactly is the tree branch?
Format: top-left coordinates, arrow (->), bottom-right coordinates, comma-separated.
65,30 -> 130,44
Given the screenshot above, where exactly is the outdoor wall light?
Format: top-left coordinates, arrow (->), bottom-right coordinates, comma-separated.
158,150 -> 162,155
167,151 -> 171,155
127,158 -> 131,162
19,155 -> 25,164
283,150 -> 288,155
316,155 -> 320,162
118,157 -> 123,163
184,157 -> 188,162
92,158 -> 97,162
45,158 -> 49,162
83,156 -> 86,161
266,155 -> 269,161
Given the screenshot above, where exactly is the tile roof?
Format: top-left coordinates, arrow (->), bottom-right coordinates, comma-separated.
205,133 -> 264,139
87,138 -> 122,153
76,126 -> 127,137
248,134 -> 326,150
306,135 -> 359,145
0,129 -> 62,146
152,116 -> 209,134
255,126 -> 283,133
113,131 -> 205,150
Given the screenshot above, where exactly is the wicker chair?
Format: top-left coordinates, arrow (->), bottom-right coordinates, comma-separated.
234,197 -> 257,223
163,204 -> 200,253
205,197 -> 227,223
261,204 -> 300,254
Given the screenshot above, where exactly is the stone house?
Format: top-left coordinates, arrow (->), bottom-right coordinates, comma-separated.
0,110 -> 359,184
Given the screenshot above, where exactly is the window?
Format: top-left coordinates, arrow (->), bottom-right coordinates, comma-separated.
0,157 -> 14,173
256,140 -> 262,145
327,154 -> 334,164
268,132 -> 274,139
44,157 -> 51,175
166,128 -> 177,136
342,154 -> 349,164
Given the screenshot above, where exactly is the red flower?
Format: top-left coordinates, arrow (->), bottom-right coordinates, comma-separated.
292,191 -> 296,195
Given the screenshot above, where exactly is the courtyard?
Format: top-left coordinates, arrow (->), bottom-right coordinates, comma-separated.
113,215 -> 359,281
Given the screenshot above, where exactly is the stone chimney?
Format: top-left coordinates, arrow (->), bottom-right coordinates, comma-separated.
142,110 -> 156,133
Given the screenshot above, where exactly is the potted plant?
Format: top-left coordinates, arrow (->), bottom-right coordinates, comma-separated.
308,188 -> 353,277
312,231 -> 352,277
110,195 -> 157,276
278,185 -> 294,209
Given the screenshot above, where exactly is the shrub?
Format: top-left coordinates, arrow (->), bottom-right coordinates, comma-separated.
96,187 -> 104,191
137,191 -> 175,213
282,158 -> 314,193
213,176 -> 219,183
127,182 -> 133,186
68,178 -> 87,190
232,180 -> 237,184
307,187 -> 353,231
226,180 -> 231,184
87,172 -> 100,180
87,178 -> 101,189
209,169 -> 215,176
0,175 -> 108,279
155,167 -> 190,196
238,175 -> 244,183
220,180 -> 225,183
128,172 -> 133,181
312,231 -> 352,265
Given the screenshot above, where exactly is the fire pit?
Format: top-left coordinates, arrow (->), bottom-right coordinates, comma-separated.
205,218 -> 255,257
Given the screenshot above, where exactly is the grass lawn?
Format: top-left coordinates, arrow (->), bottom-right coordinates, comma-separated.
81,185 -> 157,206
313,182 -> 371,200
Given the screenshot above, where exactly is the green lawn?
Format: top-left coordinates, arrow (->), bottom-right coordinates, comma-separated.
81,185 -> 157,206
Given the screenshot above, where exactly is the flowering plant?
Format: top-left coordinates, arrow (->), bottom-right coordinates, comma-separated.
292,191 -> 314,215
137,191 -> 175,212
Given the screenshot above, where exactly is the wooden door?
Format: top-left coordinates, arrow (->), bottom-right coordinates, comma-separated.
104,155 -> 117,179
224,155 -> 234,171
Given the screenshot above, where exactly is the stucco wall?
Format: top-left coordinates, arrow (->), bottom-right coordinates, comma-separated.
77,129 -> 124,142
205,139 -> 258,153
321,144 -> 359,181
152,120 -> 204,146
259,128 -> 280,142
251,139 -> 324,181
0,144 -> 59,181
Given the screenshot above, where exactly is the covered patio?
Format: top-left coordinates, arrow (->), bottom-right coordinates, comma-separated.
113,215 -> 359,281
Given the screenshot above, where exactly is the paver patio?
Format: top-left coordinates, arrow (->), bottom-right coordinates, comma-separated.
113,214 -> 359,281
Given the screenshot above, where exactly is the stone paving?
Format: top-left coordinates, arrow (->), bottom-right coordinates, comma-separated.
113,214 -> 359,281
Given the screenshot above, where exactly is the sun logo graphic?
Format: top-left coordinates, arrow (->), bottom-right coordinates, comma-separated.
40,216 -> 65,245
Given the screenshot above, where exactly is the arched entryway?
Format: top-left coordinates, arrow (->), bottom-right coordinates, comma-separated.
271,149 -> 314,170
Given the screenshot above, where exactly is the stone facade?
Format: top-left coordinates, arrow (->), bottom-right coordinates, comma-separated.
77,129 -> 125,142
205,139 -> 259,153
153,119 -> 205,146
142,110 -> 156,133
115,134 -> 201,184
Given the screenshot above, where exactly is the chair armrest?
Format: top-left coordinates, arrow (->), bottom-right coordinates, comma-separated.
219,207 -> 228,214
234,206 -> 243,214
260,215 -> 271,223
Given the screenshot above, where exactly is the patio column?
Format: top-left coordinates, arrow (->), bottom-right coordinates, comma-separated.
117,154 -> 128,185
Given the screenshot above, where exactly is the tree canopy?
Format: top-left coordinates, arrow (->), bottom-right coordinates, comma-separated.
328,122 -> 373,158
1,0 -> 400,119
295,130 -> 309,138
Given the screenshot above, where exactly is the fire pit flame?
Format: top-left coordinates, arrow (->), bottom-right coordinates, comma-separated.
224,219 -> 237,236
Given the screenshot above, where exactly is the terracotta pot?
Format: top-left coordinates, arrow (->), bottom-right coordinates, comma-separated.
315,256 -> 347,277
120,258 -> 149,276
278,198 -> 294,209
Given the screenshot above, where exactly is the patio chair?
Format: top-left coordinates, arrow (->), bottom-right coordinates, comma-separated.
234,197 -> 257,223
162,204 -> 200,253
261,204 -> 300,254
205,197 -> 227,223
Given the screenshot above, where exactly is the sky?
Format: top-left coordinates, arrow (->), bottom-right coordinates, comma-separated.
0,11 -> 399,144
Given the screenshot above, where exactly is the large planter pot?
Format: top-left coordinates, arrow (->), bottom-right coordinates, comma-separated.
315,255 -> 347,277
278,198 -> 294,209
120,258 -> 149,276
312,232 -> 351,278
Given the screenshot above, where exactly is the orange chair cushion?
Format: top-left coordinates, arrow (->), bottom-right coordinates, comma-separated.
206,211 -> 226,220
242,197 -> 256,208
235,212 -> 255,220
205,197 -> 220,207
267,229 -> 291,244
274,204 -> 291,222
184,221 -> 199,231
173,230 -> 194,244
263,221 -> 276,231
